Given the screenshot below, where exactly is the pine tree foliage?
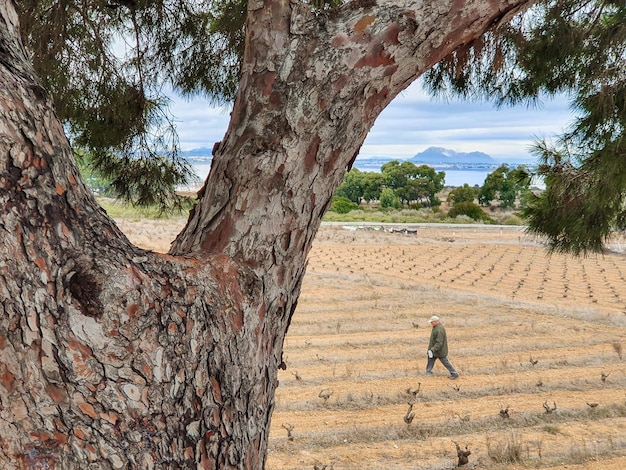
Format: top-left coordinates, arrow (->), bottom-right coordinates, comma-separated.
16,0 -> 244,209
16,0 -> 341,210
423,0 -> 626,253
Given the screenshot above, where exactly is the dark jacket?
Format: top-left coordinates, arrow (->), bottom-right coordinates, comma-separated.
428,323 -> 449,358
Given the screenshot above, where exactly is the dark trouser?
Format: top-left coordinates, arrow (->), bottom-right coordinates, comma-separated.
426,356 -> 458,376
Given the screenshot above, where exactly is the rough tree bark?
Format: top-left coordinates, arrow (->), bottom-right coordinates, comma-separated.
1,0 -> 532,468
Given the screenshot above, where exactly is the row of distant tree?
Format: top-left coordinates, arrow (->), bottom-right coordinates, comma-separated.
334,160 -> 445,210
332,160 -> 532,214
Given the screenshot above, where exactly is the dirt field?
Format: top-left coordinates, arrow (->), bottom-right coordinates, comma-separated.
115,219 -> 626,469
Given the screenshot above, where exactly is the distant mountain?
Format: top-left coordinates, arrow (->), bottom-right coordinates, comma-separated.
182,146 -> 511,170
409,146 -> 496,164
181,147 -> 213,158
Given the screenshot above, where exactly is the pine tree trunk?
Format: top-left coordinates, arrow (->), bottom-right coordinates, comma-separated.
1,1 -> 530,468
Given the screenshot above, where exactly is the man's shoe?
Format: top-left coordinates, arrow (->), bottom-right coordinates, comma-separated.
449,375 -> 459,380
423,371 -> 433,376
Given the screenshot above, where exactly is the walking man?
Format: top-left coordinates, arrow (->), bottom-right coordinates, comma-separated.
426,315 -> 459,379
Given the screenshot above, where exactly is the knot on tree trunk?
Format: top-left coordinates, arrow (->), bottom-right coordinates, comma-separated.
67,260 -> 103,318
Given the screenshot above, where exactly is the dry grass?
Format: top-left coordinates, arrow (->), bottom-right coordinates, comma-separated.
114,219 -> 626,470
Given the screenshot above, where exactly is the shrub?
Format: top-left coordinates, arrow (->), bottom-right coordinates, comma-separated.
501,214 -> 524,225
448,184 -> 478,204
330,196 -> 361,214
448,202 -> 494,223
380,188 -> 402,209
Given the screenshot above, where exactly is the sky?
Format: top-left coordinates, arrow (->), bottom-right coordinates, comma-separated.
169,78 -> 575,164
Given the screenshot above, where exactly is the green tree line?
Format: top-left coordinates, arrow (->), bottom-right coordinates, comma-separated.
333,162 -> 533,219
334,160 -> 445,211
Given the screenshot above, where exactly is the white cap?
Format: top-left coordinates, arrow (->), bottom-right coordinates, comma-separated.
428,315 -> 440,323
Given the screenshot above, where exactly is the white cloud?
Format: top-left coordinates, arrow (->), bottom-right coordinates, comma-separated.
361,80 -> 574,161
168,94 -> 231,150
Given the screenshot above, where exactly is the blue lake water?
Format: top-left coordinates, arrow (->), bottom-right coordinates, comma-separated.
443,170 -> 544,188
441,171 -> 490,187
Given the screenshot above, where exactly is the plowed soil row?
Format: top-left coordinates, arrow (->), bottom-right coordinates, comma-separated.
266,225 -> 626,470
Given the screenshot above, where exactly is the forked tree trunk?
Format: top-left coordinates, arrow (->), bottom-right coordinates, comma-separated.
0,1 -> 531,468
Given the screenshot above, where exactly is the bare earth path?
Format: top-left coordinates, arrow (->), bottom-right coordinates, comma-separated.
116,220 -> 626,469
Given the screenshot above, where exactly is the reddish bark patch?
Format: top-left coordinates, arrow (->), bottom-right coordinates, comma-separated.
229,309 -> 244,334
127,303 -> 139,318
70,339 -> 93,357
354,44 -> 395,68
29,431 -> 52,442
73,427 -> 89,440
401,9 -> 416,20
210,377 -> 222,404
304,136 -> 321,174
55,183 -> 65,195
424,42 -> 454,71
34,256 -> 46,270
384,22 -> 403,45
78,402 -> 98,419
331,34 -> 350,48
45,384 -> 68,404
85,444 -> 97,457
332,74 -> 350,93
124,262 -> 143,284
141,363 -> 153,381
268,90 -> 284,109
276,266 -> 286,286
200,214 -> 234,255
452,0 -> 465,12
354,15 -> 375,35
351,0 -> 377,8
53,430 -> 68,444
323,148 -> 342,177
0,365 -> 16,392
383,64 -> 399,77
199,439 -> 211,469
256,71 -> 277,97
100,411 -> 119,425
